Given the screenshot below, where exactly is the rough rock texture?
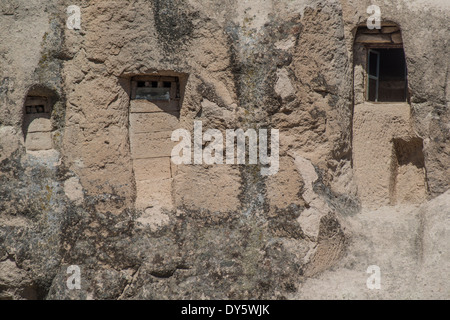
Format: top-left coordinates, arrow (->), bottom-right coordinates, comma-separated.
0,0 -> 448,300
295,191 -> 450,299
353,103 -> 428,207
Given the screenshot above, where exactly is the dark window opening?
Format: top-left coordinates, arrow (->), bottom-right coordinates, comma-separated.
26,105 -> 47,114
367,48 -> 407,102
131,76 -> 180,101
23,94 -> 54,151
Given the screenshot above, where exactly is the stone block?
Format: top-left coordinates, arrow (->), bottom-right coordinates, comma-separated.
130,131 -> 175,159
24,117 -> 52,133
25,132 -> 53,151
135,178 -> 173,210
381,26 -> 399,33
133,157 -> 172,181
129,112 -> 179,134
362,29 -> 381,34
355,33 -> 392,44
173,165 -> 241,212
391,32 -> 403,44
130,100 -> 180,113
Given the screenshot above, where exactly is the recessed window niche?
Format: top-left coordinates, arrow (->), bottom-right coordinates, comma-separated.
128,73 -> 188,211
23,88 -> 58,152
352,24 -> 428,207
354,24 -> 409,104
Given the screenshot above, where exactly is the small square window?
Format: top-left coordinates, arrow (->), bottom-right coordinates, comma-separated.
25,105 -> 48,114
25,97 -> 50,114
131,76 -> 179,101
26,106 -> 35,114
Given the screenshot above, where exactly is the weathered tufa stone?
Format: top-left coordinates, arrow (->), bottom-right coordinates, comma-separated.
133,157 -> 172,181
135,178 -> 173,210
129,131 -> 176,159
355,33 -> 392,44
24,117 -> 52,133
275,68 -> 295,100
382,26 -> 400,33
362,28 -> 381,34
391,32 -> 403,44
25,132 -> 53,151
1,0 -> 448,301
0,0 -> 16,15
130,99 -> 180,113
64,177 -> 84,205
129,112 -> 179,134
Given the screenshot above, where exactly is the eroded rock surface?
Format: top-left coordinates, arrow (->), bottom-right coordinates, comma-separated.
0,0 -> 448,299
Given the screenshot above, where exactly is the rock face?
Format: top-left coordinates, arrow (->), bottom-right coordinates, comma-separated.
0,0 -> 448,299
295,191 -> 450,300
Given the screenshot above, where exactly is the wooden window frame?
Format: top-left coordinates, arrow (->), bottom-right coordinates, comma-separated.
365,44 -> 408,103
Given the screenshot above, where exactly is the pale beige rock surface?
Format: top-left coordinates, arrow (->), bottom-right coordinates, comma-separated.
294,191 -> 450,299
0,0 -> 448,300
